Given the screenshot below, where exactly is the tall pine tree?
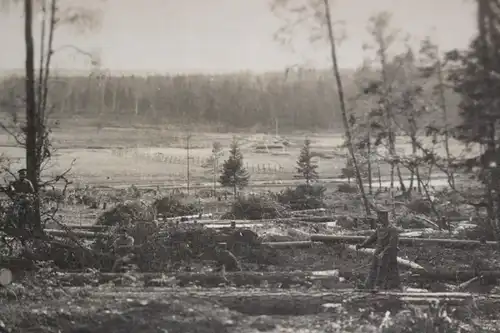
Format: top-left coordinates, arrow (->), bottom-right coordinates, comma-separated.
445,0 -> 500,238
219,138 -> 249,196
296,138 -> 319,186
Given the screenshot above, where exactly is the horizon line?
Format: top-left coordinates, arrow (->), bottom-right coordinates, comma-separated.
0,66 -> 360,77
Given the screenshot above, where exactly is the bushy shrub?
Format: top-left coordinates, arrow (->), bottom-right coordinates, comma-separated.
457,217 -> 497,241
67,186 -> 104,207
406,198 -> 432,215
337,183 -> 358,193
223,194 -> 287,220
152,195 -> 199,218
96,200 -> 155,226
275,184 -> 326,210
40,188 -> 65,204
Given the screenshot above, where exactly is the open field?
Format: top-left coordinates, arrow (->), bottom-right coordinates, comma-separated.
0,126 -> 473,190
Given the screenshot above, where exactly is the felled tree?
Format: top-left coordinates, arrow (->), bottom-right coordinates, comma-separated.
296,138 -> 319,186
219,138 -> 249,196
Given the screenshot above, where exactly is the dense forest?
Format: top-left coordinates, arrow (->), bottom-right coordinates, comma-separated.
0,67 -> 460,132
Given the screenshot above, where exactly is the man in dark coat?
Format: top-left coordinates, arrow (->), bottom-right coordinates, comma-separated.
9,169 -> 35,195
8,169 -> 35,230
356,208 -> 401,290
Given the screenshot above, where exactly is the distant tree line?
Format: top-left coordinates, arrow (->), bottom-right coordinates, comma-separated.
0,69 -> 461,131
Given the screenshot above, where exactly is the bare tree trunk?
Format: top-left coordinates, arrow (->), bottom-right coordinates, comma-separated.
377,161 -> 382,190
413,139 -> 422,193
213,158 -> 218,196
435,52 -> 454,189
377,38 -> 395,189
111,82 -> 117,113
24,0 -> 41,231
367,133 -> 373,194
37,0 -> 47,117
186,134 -> 191,195
408,155 -> 415,193
396,158 -> 406,192
323,0 -> 370,215
134,93 -> 139,116
39,0 -> 56,154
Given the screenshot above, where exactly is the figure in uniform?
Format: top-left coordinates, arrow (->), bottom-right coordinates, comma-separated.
8,169 -> 35,229
111,228 -> 136,272
356,208 -> 401,290
9,169 -> 35,195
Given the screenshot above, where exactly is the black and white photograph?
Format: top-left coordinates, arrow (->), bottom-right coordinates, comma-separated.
0,0 -> 496,332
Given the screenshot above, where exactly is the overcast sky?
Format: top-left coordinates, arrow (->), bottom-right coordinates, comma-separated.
0,0 -> 476,74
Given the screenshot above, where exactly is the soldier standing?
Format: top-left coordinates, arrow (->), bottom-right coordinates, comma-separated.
9,169 -> 35,195
8,169 -> 35,230
356,208 -> 401,290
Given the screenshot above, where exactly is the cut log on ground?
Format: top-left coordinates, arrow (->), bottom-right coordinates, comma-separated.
64,224 -> 109,232
344,245 -> 425,271
165,213 -> 214,222
90,288 -> 500,315
292,208 -> 326,215
56,270 -> 346,288
263,241 -> 313,249
412,215 -> 440,230
195,216 -> 336,225
311,234 -> 499,249
287,228 -> 312,240
44,229 -> 106,239
56,266 -> 500,289
457,276 -> 481,291
412,269 -> 500,282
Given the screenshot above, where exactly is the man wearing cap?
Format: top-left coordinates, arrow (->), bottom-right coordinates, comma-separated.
8,169 -> 35,229
9,169 -> 35,196
356,208 -> 401,290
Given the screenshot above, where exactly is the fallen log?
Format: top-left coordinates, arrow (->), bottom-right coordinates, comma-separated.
196,216 -> 335,225
203,223 -> 264,229
56,266 -> 500,289
347,229 -> 445,238
297,216 -> 339,223
311,234 -> 499,249
56,270 -> 345,288
412,269 -> 500,282
63,224 -> 109,232
287,228 -> 311,241
44,229 -> 105,239
413,215 -> 440,230
263,241 -> 313,249
457,276 -> 481,291
292,208 -> 327,215
164,213 -> 214,222
90,288 -> 500,316
344,245 -> 425,271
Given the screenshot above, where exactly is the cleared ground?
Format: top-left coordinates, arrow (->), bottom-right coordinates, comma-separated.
1,125 -> 491,333
0,126 -> 470,190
